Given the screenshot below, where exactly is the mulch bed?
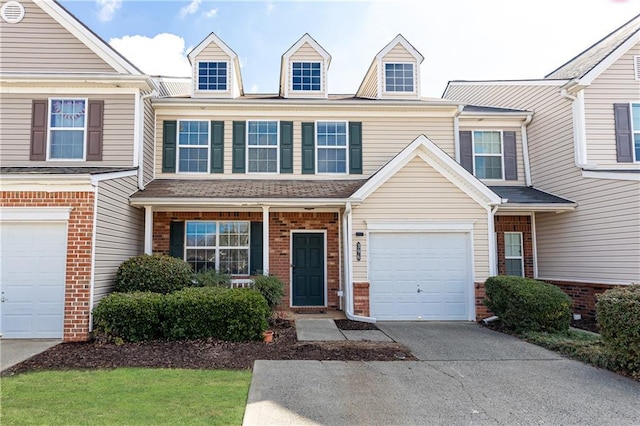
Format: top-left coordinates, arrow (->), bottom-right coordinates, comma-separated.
2,320 -> 414,376
570,317 -> 599,334
334,319 -> 379,330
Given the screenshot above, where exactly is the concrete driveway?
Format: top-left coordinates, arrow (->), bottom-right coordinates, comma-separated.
243,322 -> 640,425
1,339 -> 60,373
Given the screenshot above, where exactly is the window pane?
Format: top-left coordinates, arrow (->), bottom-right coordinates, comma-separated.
50,130 -> 84,159
178,147 -> 208,172
219,249 -> 249,275
185,221 -> 216,248
505,259 -> 523,277
475,156 -> 502,179
384,63 -> 414,92
474,131 -> 501,154
186,248 -> 216,272
198,62 -> 227,91
505,233 -> 522,257
50,99 -> 85,128
634,133 -> 640,162
632,103 -> 640,130
292,62 -> 321,91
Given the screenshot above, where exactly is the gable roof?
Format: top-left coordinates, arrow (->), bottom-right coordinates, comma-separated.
545,14 -> 640,82
375,34 -> 424,63
279,33 -> 331,98
187,32 -> 239,64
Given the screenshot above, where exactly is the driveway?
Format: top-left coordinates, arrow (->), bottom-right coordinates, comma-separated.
243,322 -> 640,425
1,339 -> 60,373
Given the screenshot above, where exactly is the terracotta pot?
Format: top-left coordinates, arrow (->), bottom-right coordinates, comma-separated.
262,330 -> 274,343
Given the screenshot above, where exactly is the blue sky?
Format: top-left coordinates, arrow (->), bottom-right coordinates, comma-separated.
59,0 -> 640,96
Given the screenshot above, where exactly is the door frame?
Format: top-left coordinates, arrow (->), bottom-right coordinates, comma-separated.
290,230 -> 327,308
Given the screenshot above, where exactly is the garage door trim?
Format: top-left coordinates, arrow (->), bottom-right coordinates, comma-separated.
0,206 -> 72,222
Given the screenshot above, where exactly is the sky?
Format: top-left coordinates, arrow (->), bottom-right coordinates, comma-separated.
59,0 -> 640,97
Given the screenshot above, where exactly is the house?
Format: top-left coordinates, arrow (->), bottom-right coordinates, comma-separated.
444,14 -> 640,316
0,0 -> 151,341
131,31 -> 575,325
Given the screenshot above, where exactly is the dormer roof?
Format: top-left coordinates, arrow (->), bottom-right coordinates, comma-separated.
279,33 -> 331,98
188,32 -> 244,98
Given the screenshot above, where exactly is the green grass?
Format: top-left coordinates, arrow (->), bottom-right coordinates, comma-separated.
0,368 -> 251,425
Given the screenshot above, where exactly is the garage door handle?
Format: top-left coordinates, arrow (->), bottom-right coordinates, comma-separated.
417,289 -> 423,293
1,292 -> 4,303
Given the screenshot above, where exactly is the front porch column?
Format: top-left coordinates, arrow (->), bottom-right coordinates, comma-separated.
262,206 -> 269,275
144,205 -> 153,254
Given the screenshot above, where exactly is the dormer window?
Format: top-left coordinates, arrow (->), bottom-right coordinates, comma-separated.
198,61 -> 228,91
292,62 -> 321,91
384,63 -> 414,92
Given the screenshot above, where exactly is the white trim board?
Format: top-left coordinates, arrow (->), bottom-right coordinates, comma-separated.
0,206 -> 72,222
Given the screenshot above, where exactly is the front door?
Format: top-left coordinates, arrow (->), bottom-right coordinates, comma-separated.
292,233 -> 325,306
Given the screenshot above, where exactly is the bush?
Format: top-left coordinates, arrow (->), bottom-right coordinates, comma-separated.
115,255 -> 193,294
484,276 -> 571,333
596,285 -> 640,375
252,275 -> 284,310
163,287 -> 269,341
192,268 -> 231,287
92,292 -> 164,342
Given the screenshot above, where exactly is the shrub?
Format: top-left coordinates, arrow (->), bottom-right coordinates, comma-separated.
596,285 -> 640,375
252,275 -> 284,310
115,254 -> 193,294
192,268 -> 231,287
92,292 -> 164,342
163,287 -> 269,341
484,276 -> 571,333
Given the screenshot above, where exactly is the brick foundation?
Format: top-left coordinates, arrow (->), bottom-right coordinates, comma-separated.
474,282 -> 492,321
353,282 -> 370,316
541,280 -> 621,318
495,215 -> 534,278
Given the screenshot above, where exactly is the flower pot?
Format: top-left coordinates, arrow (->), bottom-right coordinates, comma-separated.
262,330 -> 274,343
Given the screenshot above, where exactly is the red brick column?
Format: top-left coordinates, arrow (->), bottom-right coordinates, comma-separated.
353,282 -> 370,316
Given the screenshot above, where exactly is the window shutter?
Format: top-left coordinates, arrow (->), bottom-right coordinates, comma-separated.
250,221 -> 264,275
86,100 -> 104,161
169,221 -> 185,259
614,103 -> 633,163
280,121 -> 293,173
349,122 -> 363,174
30,100 -> 48,161
210,121 -> 224,173
162,121 -> 177,173
459,131 -> 473,173
301,122 -> 315,174
503,131 -> 518,180
232,121 -> 246,173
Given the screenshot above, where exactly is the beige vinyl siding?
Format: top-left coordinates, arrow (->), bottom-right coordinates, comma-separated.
352,157 -> 490,282
381,44 -> 418,100
287,42 -> 326,98
93,175 -> 144,305
0,0 -> 116,73
192,42 -> 232,98
358,63 -> 379,99
142,96 -> 155,185
0,92 -> 135,167
585,42 -> 640,167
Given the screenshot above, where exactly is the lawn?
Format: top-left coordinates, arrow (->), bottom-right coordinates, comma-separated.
0,368 -> 251,425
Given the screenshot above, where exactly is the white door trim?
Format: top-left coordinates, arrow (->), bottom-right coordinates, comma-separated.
289,230 -> 328,308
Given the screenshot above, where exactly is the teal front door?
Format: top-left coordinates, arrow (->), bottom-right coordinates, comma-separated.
292,233 -> 325,306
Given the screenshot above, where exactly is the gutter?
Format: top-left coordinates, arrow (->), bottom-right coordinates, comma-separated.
129,197 -> 362,207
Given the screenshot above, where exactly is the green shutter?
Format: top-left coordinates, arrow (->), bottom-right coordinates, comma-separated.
301,122 -> 315,174
232,121 -> 246,173
250,221 -> 263,275
280,121 -> 293,173
162,121 -> 177,173
348,121 -> 362,174
169,221 -> 185,259
210,121 -> 224,173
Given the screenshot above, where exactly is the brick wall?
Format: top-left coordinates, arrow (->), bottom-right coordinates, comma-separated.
542,280 -> 619,318
474,282 -> 492,321
1,191 -> 95,342
353,282 -> 370,316
495,215 -> 534,278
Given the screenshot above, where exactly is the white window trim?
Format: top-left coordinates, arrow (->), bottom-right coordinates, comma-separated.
196,60 -> 230,92
315,120 -> 349,175
176,120 -> 210,174
631,102 -> 640,163
290,61 -> 323,92
46,97 -> 88,161
472,129 -> 505,181
184,220 -> 251,276
382,62 -> 417,95
246,119 -> 280,174
504,231 -> 524,277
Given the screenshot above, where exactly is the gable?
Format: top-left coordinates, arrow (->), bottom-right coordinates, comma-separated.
289,42 -> 324,62
187,33 -> 242,98
194,41 -> 231,62
381,43 -> 415,63
279,34 -> 330,99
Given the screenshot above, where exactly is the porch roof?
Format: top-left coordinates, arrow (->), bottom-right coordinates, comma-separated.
490,186 -> 577,212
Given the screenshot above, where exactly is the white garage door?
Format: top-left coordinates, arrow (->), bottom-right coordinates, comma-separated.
1,222 -> 67,338
369,232 -> 472,320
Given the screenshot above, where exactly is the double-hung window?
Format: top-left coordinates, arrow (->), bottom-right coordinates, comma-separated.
48,99 -> 86,160
632,102 -> 640,162
247,120 -> 278,173
504,232 -> 524,277
292,62 -> 321,91
384,63 -> 414,92
473,131 -> 503,179
178,121 -> 209,173
316,121 -> 347,173
185,221 -> 250,275
198,61 -> 227,91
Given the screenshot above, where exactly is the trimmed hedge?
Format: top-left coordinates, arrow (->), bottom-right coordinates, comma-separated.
252,275 -> 284,310
596,285 -> 640,375
115,255 -> 193,294
92,292 -> 164,342
484,276 -> 571,333
192,269 -> 231,287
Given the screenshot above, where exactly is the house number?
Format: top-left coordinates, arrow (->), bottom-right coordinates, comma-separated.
356,242 -> 361,261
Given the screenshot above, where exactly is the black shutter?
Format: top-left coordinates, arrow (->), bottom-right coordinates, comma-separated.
459,130 -> 473,173
250,222 -> 263,275
232,121 -> 246,173
614,103 -> 633,163
162,121 -> 177,173
349,121 -> 363,174
280,121 -> 293,173
169,221 -> 185,259
301,122 -> 315,174
30,100 -> 48,161
86,100 -> 104,161
503,131 -> 517,180
210,121 -> 224,173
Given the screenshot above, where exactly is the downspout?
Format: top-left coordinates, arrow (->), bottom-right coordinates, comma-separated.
521,115 -> 533,187
488,205 -> 499,276
137,90 -> 158,190
453,104 -> 464,163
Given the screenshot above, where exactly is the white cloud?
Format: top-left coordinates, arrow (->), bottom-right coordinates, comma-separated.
110,33 -> 191,77
239,57 -> 248,68
203,7 -> 218,18
180,0 -> 201,19
95,0 -> 121,22
266,2 -> 275,16
250,84 -> 260,93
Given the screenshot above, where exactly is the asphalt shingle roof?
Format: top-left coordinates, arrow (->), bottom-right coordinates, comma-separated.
489,186 -> 574,205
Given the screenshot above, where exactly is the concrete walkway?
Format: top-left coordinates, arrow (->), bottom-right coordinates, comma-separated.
1,339 -> 60,372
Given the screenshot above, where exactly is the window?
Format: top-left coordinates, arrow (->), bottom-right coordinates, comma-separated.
473,131 -> 503,179
316,121 -> 347,173
178,121 -> 209,173
247,121 -> 278,173
292,62 -> 321,91
632,103 -> 640,162
185,221 -> 250,275
384,63 -> 414,92
504,232 -> 524,277
48,99 -> 86,159
198,62 -> 227,91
